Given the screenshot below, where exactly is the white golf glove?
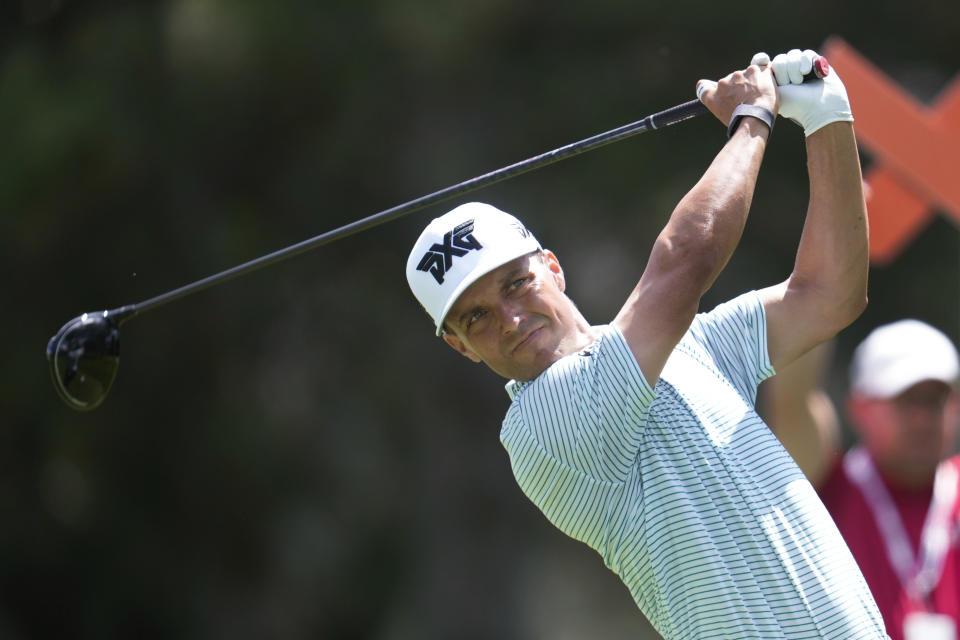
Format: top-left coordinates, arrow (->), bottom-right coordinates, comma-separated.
751,49 -> 853,136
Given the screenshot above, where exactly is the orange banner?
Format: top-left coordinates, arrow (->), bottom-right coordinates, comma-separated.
822,37 -> 960,264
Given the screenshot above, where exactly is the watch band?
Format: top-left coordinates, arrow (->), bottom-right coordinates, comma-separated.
727,104 -> 775,139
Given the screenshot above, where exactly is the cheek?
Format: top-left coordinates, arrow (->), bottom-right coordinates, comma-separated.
945,397 -> 960,420
539,287 -> 567,317
860,408 -> 901,449
942,401 -> 960,438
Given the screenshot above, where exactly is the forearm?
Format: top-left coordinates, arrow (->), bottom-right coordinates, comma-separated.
654,118 -> 769,293
761,49 -> 867,373
790,122 -> 869,331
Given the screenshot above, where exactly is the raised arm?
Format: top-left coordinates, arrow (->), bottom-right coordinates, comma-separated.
612,60 -> 779,387
757,50 -> 869,372
751,50 -> 866,485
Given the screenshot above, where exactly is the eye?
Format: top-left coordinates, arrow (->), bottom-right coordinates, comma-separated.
466,309 -> 486,328
509,277 -> 529,292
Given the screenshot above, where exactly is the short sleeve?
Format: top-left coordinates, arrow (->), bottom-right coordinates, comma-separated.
681,291 -> 775,404
503,325 -> 656,482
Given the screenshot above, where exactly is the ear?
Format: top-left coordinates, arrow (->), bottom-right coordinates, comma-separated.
542,250 -> 565,292
443,332 -> 483,363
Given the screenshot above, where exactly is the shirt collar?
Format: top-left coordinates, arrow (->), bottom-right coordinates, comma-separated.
505,379 -> 527,401
503,332 -> 600,401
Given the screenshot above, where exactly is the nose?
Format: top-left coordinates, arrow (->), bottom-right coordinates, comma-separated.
494,299 -> 523,335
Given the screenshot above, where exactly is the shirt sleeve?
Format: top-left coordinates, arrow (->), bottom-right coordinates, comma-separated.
681,290 -> 775,405
504,325 -> 656,483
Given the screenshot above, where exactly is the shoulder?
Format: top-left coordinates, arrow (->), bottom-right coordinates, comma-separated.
542,325 -> 652,407
509,325 -> 645,400
502,325 -> 654,440
501,325 -> 655,482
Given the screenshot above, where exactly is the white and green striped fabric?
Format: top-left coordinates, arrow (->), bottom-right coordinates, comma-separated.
501,292 -> 886,639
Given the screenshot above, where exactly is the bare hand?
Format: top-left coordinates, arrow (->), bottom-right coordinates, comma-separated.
696,62 -> 779,126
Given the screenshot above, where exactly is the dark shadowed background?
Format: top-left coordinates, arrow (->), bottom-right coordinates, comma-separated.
2,1 -> 958,638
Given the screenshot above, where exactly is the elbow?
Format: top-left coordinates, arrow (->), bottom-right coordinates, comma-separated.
847,290 -> 869,326
839,269 -> 869,328
854,291 -> 869,319
786,273 -> 868,340
824,286 -> 868,337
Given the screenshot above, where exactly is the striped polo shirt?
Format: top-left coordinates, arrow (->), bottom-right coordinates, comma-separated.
500,292 -> 887,639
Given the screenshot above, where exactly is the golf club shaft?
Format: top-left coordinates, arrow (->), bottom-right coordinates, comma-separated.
120,98 -> 710,321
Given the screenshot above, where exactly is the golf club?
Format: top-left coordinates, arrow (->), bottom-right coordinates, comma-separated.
46,57 -> 830,411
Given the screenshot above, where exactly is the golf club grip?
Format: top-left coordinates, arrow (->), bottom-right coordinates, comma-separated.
647,99 -> 709,127
681,54 -> 830,125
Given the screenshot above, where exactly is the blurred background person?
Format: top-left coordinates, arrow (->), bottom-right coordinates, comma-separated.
763,320 -> 960,640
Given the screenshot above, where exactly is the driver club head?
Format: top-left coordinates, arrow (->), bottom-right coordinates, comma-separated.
46,310 -> 124,411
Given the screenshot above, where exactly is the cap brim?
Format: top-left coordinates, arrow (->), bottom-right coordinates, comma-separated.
855,359 -> 959,398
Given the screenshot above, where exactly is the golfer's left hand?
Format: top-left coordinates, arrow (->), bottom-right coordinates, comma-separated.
764,48 -> 854,136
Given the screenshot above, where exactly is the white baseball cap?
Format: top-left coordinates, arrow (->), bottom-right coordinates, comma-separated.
850,319 -> 960,398
406,202 -> 541,336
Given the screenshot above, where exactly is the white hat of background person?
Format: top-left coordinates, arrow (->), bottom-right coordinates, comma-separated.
406,202 -> 542,336
850,319 -> 960,398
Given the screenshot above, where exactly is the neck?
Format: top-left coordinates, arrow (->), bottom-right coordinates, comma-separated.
561,309 -> 597,354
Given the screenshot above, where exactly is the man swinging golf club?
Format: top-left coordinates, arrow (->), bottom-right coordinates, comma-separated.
406,49 -> 887,638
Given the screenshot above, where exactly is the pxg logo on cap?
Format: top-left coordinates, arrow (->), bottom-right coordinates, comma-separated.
406,202 -> 541,336
416,219 -> 484,284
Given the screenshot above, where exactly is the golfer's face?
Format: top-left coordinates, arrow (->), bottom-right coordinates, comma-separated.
443,252 -> 575,381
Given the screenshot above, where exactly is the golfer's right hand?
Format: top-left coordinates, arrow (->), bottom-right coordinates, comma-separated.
695,61 -> 778,127
761,48 -> 854,136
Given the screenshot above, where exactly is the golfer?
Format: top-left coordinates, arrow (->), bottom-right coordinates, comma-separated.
406,49 -> 886,639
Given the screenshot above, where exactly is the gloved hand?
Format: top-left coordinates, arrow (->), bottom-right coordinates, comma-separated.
751,49 -> 854,136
